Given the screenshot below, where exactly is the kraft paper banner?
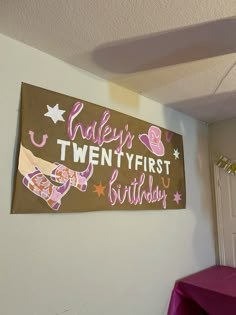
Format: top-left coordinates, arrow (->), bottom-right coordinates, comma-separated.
12,83 -> 186,213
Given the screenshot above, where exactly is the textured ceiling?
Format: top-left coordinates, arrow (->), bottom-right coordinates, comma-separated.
1,0 -> 236,123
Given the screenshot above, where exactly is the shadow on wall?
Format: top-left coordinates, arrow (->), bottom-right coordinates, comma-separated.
163,108 -> 216,267
194,122 -> 217,266
10,93 -> 22,206
107,75 -> 216,271
166,90 -> 236,123
93,16 -> 236,74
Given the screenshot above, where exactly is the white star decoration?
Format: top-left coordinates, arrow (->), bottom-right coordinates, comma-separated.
173,148 -> 180,160
44,104 -> 65,124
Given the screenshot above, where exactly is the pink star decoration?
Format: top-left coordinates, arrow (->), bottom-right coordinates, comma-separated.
173,191 -> 182,205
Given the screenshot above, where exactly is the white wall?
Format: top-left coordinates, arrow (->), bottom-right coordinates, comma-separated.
0,34 -> 215,315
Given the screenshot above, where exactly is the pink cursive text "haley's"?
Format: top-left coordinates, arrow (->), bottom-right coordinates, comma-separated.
67,102 -> 135,153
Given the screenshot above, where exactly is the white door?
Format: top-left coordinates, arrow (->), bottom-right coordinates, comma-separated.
214,165 -> 236,267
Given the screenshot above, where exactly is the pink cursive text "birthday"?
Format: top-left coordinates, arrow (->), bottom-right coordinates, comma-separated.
108,169 -> 167,208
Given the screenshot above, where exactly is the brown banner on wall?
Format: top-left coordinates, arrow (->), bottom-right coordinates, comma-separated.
12,83 -> 186,213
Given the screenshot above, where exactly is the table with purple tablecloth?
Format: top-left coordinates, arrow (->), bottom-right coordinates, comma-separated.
167,266 -> 236,315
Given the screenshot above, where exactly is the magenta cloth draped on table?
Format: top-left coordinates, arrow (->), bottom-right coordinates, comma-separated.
167,266 -> 236,315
